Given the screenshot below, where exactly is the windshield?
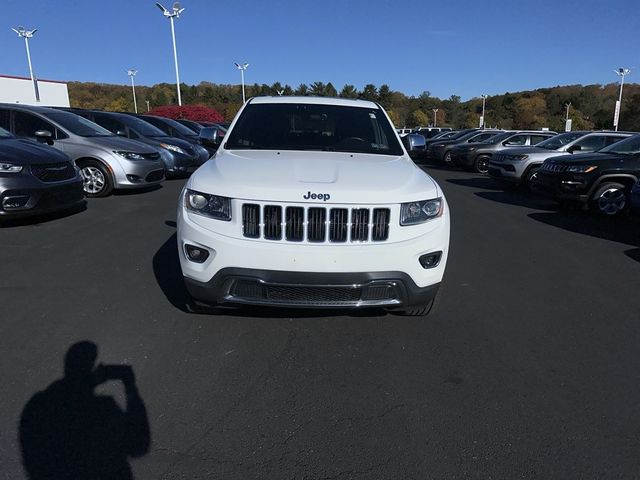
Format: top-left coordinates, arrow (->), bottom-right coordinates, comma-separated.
120,115 -> 167,137
0,126 -> 13,138
45,111 -> 114,137
225,103 -> 404,155
536,132 -> 584,150
598,134 -> 640,155
160,117 -> 199,136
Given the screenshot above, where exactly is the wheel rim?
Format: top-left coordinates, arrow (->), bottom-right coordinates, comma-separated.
81,166 -> 105,194
597,188 -> 626,215
527,169 -> 539,186
444,152 -> 452,164
476,158 -> 489,174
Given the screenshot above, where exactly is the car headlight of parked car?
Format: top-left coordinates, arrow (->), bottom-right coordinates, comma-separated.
0,162 -> 23,173
566,165 -> 598,173
400,198 -> 443,225
160,143 -> 187,155
114,151 -> 148,161
185,189 -> 232,221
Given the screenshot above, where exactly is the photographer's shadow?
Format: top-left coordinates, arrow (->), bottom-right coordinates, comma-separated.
19,341 -> 150,480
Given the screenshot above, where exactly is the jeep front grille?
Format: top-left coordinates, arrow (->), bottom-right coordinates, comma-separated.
241,204 -> 391,243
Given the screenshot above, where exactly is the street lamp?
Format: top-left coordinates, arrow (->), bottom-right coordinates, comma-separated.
613,67 -> 631,131
128,69 -> 138,113
564,102 -> 572,132
145,100 -> 151,112
480,95 -> 488,128
432,108 -> 439,127
156,2 -> 185,106
11,26 -> 40,102
235,62 -> 249,104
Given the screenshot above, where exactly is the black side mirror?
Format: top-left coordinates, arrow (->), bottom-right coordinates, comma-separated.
402,133 -> 426,158
116,130 -> 128,137
567,144 -> 582,153
35,130 -> 54,145
199,127 -> 222,147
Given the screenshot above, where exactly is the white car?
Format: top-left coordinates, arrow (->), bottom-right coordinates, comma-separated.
177,96 -> 450,316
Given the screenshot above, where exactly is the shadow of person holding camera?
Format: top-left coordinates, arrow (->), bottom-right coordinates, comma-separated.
19,341 -> 150,480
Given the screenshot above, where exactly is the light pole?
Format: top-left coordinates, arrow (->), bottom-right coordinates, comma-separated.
613,67 -> 631,131
432,108 -> 439,127
128,69 -> 138,113
235,62 -> 249,104
480,95 -> 488,128
145,100 -> 151,112
565,102 -> 572,132
11,26 -> 40,102
156,2 -> 185,106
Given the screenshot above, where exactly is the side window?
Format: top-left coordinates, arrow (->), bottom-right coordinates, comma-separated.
530,135 -> 551,145
128,128 -> 139,139
0,109 -> 10,130
504,134 -> 527,146
13,111 -> 56,139
574,135 -> 607,152
605,136 -> 627,146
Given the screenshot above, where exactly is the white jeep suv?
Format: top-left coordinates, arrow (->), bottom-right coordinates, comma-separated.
177,97 -> 450,316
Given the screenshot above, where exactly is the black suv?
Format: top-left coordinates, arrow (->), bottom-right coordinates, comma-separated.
426,129 -> 503,164
531,134 -> 640,215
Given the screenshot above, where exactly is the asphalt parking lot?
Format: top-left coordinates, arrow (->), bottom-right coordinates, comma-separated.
2,163 -> 640,479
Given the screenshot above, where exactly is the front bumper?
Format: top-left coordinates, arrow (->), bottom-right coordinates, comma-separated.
185,268 -> 440,309
0,175 -> 85,217
112,156 -> 165,189
177,202 -> 449,308
488,161 -> 521,183
530,172 -> 590,203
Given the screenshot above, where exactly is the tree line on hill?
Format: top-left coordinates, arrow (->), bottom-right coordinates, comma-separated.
67,80 -> 640,132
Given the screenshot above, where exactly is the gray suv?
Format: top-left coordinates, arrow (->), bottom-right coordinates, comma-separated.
449,130 -> 557,173
0,104 -> 165,197
488,131 -> 632,188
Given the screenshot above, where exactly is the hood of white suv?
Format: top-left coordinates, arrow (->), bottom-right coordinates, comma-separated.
189,149 -> 439,204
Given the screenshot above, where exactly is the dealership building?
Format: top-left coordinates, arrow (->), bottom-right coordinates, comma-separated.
0,74 -> 70,107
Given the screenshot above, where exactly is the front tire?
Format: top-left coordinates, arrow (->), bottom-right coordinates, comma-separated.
524,166 -> 539,190
591,182 -> 628,216
474,156 -> 490,174
443,151 -> 453,165
79,160 -> 113,197
392,286 -> 442,317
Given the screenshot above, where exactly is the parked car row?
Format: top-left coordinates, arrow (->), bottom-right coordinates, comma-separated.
413,124 -> 640,217
0,103 -> 224,220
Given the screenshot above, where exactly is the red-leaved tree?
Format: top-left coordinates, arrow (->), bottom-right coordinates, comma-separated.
148,104 -> 225,122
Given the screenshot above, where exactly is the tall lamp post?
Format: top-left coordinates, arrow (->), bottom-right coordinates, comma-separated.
613,67 -> 631,131
480,94 -> 488,128
156,2 -> 185,106
235,62 -> 249,104
565,102 -> 572,132
432,108 -> 439,127
11,26 -> 40,102
128,69 -> 138,113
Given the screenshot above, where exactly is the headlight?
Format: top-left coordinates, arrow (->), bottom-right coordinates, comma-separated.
566,165 -> 597,173
114,151 -> 147,161
400,198 -> 443,225
0,163 -> 23,173
160,143 -> 187,155
185,189 -> 231,221
506,154 -> 529,161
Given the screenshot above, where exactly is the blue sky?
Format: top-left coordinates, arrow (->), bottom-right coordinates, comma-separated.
3,0 -> 639,100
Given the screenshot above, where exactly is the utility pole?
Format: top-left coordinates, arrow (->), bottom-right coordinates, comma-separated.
613,68 -> 631,131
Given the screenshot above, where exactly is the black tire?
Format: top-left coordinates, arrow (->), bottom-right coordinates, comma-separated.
473,156 -> 491,174
78,160 -> 114,197
392,285 -> 442,317
524,166 -> 539,190
591,182 -> 628,216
